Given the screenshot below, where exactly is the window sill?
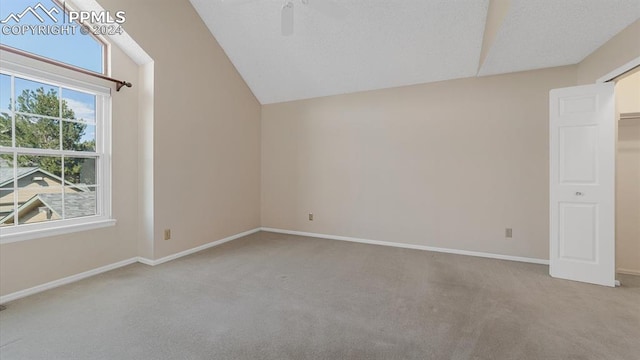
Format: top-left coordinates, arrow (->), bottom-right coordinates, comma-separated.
0,218 -> 117,244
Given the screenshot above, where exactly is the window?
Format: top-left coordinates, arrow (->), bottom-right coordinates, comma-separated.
0,0 -> 106,73
0,60 -> 113,243
0,0 -> 116,242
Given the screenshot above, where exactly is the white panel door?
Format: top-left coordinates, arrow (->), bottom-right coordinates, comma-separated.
550,83 -> 615,287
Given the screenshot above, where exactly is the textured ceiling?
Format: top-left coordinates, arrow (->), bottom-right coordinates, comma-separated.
479,0 -> 640,76
190,0 -> 489,104
190,0 -> 640,104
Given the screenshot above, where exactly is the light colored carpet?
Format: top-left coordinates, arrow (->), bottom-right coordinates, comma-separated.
1,231 -> 639,359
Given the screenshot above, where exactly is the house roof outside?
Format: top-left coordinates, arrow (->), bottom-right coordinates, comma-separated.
0,164 -> 90,191
0,160 -> 96,224
0,192 -> 96,225
38,192 -> 96,219
0,167 -> 39,188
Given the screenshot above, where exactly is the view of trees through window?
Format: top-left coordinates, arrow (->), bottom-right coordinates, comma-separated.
0,73 -> 99,226
5,85 -> 95,180
0,0 -> 108,234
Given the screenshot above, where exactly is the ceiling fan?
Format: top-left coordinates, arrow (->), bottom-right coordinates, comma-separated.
223,0 -> 347,36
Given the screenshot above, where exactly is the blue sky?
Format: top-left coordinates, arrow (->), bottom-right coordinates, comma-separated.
1,0 -> 99,144
0,0 -> 103,73
0,74 -> 10,110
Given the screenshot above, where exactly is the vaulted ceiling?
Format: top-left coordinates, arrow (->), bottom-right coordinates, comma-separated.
190,0 -> 640,104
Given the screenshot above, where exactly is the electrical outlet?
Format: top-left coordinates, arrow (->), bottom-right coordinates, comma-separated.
164,229 -> 171,240
308,213 -> 314,221
505,228 -> 513,238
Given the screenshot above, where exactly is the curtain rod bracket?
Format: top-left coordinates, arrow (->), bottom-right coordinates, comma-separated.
116,81 -> 132,92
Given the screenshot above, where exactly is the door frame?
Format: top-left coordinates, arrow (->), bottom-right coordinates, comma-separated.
559,55 -> 640,286
600,56 -> 640,285
549,56 -> 640,286
596,57 -> 640,84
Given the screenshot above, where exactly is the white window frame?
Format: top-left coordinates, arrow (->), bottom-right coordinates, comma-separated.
0,53 -> 115,244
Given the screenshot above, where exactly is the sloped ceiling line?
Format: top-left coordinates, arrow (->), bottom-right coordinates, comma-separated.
478,0 -> 512,73
190,0 -> 640,104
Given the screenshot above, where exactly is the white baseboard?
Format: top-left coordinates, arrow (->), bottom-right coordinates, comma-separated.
1,227 -> 548,305
137,227 -> 261,266
1,227 -> 262,305
136,257 -> 156,266
617,268 -> 640,276
261,227 -> 549,265
0,257 -> 138,305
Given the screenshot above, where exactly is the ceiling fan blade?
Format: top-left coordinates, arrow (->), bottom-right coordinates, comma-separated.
281,1 -> 294,36
305,0 -> 347,19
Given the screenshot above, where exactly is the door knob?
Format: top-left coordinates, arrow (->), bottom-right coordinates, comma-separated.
575,192 -> 584,196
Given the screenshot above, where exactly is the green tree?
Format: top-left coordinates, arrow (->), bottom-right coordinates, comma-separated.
10,87 -> 94,184
0,112 -> 10,147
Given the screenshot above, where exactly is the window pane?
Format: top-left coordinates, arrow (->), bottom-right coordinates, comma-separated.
14,78 -> 59,117
16,115 -> 60,149
62,121 -> 95,152
0,0 -> 103,73
15,154 -> 62,185
0,112 -> 11,147
62,88 -> 96,122
0,152 -> 13,189
64,186 -> 96,219
0,74 -> 10,110
16,188 -> 61,224
0,189 -> 15,227
64,157 -> 96,186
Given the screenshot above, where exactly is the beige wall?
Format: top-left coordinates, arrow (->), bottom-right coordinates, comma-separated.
99,0 -> 261,260
261,18 -> 639,263
617,70 -> 640,115
137,62 -> 154,260
0,45 -> 140,295
262,66 -> 576,260
577,20 -> 640,85
616,71 -> 640,275
1,0 -> 261,296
